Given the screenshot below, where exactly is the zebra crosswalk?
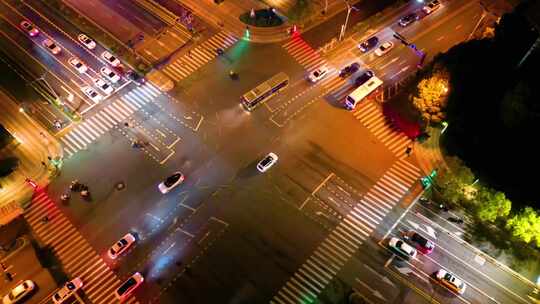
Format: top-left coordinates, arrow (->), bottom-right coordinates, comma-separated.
282,36 -> 328,71
25,192 -> 139,304
271,159 -> 421,304
161,31 -> 238,82
352,102 -> 413,159
60,83 -> 162,158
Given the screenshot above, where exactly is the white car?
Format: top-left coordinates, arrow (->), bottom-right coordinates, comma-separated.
100,67 -> 121,83
435,269 -> 467,294
52,278 -> 83,304
108,233 -> 136,259
68,57 -> 88,73
77,34 -> 96,50
158,172 -> 185,194
257,152 -> 278,173
115,272 -> 143,301
20,20 -> 39,37
101,51 -> 121,67
42,39 -> 61,55
93,78 -> 114,95
82,86 -> 102,102
423,0 -> 441,14
374,41 -> 394,57
388,237 -> 417,260
2,280 -> 35,304
307,67 -> 328,83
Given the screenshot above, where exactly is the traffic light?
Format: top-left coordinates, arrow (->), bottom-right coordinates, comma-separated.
421,169 -> 437,188
244,26 -> 250,40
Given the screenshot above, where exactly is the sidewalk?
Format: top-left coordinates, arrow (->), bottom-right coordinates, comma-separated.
413,126 -> 448,175
179,0 -> 348,43
0,90 -> 63,210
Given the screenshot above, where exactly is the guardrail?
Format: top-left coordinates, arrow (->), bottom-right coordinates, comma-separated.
134,0 -> 180,26
134,0 -> 193,39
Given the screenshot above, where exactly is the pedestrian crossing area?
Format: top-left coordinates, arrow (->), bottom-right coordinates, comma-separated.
282,36 -> 328,71
352,102 -> 413,159
271,159 -> 421,304
59,83 -> 162,158
161,31 -> 238,82
25,192 -> 139,304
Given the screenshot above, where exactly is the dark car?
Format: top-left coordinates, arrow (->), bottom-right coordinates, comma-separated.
399,13 -> 419,27
358,36 -> 379,52
354,70 -> 374,86
339,62 -> 360,78
405,230 -> 435,254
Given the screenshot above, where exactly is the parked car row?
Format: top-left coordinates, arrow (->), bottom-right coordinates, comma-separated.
388,229 -> 466,295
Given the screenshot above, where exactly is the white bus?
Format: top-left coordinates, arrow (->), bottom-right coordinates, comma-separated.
241,72 -> 289,111
345,76 -> 383,110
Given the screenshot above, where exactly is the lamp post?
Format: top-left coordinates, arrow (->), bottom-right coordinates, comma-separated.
29,74 -> 60,104
339,0 -> 358,41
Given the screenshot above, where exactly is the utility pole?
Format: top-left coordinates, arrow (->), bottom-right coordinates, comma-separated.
29,74 -> 60,103
339,0 -> 358,41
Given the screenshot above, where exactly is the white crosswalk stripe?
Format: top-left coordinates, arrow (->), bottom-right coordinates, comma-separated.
352,102 -> 414,159
161,31 -> 238,82
282,37 -> 328,70
59,83 -> 162,158
24,192 -> 140,304
271,159 -> 421,303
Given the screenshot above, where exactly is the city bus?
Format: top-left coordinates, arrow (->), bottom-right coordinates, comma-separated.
241,72 -> 289,111
345,76 -> 383,110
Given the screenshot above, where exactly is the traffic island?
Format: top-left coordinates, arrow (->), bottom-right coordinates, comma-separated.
239,8 -> 284,27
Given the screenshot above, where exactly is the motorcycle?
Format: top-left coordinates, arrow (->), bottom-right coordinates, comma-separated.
69,180 -> 81,191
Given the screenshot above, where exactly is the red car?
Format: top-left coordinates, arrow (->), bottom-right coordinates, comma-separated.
405,231 -> 435,254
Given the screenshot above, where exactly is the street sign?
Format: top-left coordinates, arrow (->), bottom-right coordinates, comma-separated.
421,169 -> 437,188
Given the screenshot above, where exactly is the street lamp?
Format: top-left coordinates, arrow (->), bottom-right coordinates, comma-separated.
29,74 -> 61,104
339,0 -> 358,41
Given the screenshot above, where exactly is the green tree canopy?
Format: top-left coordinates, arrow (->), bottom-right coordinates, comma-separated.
412,65 -> 450,124
434,157 -> 475,205
474,186 -> 512,222
506,207 -> 540,245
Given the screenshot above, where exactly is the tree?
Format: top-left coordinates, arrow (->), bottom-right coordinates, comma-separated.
0,157 -> 19,178
474,186 -> 512,222
411,65 -> 450,124
434,157 -> 475,205
506,207 -> 540,245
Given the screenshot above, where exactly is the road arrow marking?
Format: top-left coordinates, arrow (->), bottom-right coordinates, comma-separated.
406,220 -> 420,230
395,266 -> 413,275
356,279 -> 387,301
364,264 -> 396,288
424,226 -> 437,238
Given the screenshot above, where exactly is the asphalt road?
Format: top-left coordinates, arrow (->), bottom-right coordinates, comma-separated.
1,0 -> 531,303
